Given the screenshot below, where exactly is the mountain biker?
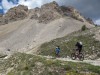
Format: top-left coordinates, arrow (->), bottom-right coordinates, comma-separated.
75,42 -> 83,54
55,46 -> 60,56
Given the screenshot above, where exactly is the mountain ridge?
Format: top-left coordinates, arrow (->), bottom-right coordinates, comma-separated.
0,1 -> 94,25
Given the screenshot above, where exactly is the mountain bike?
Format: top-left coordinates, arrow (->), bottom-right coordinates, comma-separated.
71,49 -> 84,61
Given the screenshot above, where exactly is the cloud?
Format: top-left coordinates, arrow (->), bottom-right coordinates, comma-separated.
95,19 -> 100,25
2,0 -> 16,13
0,6 -> 2,9
18,0 -> 43,9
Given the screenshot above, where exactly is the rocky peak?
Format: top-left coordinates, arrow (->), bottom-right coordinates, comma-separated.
0,1 -> 94,25
41,1 -> 63,15
86,18 -> 94,25
17,5 -> 28,12
61,6 -> 79,13
41,1 -> 59,10
30,1 -> 91,24
61,6 -> 86,22
30,1 -> 63,23
5,5 -> 28,22
66,6 -> 79,13
60,6 -> 95,24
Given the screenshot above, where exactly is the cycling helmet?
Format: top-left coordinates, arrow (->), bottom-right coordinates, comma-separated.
79,41 -> 82,45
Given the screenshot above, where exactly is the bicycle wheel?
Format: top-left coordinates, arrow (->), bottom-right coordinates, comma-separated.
71,53 -> 76,60
79,53 -> 84,61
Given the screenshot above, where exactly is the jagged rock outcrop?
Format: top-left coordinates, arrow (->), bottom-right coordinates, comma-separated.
86,18 -> 94,25
30,1 -> 63,23
0,14 -> 8,25
0,14 -> 4,25
60,6 -> 86,22
60,6 -> 95,24
0,5 -> 28,25
5,5 -> 28,22
0,1 -> 94,25
30,1 -> 94,24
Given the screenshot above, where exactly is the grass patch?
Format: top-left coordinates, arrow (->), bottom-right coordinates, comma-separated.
0,53 -> 100,75
39,30 -> 100,59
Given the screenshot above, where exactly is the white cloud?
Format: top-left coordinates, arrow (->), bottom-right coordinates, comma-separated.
18,0 -> 44,9
0,6 -> 2,9
95,19 -> 100,25
2,0 -> 16,13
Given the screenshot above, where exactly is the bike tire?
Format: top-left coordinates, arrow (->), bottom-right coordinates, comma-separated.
79,53 -> 84,61
71,53 -> 76,60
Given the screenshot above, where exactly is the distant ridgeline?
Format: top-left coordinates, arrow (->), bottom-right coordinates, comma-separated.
0,1 -> 94,25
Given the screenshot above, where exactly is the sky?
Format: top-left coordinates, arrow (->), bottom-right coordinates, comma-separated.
0,0 -> 100,25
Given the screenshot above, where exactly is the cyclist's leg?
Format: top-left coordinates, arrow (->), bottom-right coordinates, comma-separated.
56,50 -> 59,56
79,48 -> 82,54
58,51 -> 60,56
76,48 -> 79,55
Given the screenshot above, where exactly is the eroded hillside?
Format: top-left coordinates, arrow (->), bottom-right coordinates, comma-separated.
0,2 -> 94,56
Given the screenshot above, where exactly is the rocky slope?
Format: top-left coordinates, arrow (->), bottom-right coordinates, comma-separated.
0,1 -> 94,57
0,17 -> 94,56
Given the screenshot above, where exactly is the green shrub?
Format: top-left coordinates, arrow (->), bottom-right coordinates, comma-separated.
81,25 -> 87,31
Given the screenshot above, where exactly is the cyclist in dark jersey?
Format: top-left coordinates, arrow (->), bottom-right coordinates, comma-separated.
75,42 -> 83,54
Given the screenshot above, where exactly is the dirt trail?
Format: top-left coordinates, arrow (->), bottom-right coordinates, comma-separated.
57,57 -> 100,66
34,55 -> 100,66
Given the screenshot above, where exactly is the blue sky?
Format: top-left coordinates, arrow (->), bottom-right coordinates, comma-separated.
0,0 -> 100,25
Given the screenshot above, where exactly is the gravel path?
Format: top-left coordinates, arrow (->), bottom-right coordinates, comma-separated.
37,55 -> 100,66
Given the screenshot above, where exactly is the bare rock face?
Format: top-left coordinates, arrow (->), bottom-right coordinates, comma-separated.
30,1 -> 94,24
5,5 -> 28,22
0,1 -> 94,25
60,6 -> 95,24
61,6 -> 86,22
30,1 -> 63,23
0,5 -> 28,25
30,7 -> 40,20
0,14 -> 8,25
86,18 -> 94,25
0,14 -> 4,25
